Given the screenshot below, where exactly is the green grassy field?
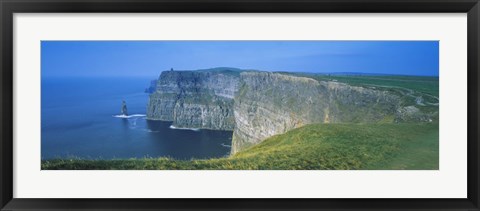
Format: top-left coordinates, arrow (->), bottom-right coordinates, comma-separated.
42,123 -> 438,170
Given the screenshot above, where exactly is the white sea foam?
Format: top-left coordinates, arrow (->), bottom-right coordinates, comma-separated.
148,130 -> 160,133
112,114 -> 146,119
169,125 -> 200,131
221,143 -> 231,148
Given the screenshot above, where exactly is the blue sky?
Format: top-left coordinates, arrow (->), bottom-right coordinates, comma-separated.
41,41 -> 439,78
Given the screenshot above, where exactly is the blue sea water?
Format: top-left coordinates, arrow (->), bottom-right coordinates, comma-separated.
41,77 -> 233,160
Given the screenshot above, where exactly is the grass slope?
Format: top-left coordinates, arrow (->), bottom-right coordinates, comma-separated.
42,123 -> 438,170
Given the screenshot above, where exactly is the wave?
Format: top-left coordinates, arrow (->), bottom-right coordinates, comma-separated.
113,114 -> 146,119
169,125 -> 200,131
142,129 -> 160,133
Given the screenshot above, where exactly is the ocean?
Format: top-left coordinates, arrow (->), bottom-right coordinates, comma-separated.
41,77 -> 233,160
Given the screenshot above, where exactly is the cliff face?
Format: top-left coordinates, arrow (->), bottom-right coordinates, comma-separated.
231,72 -> 403,154
147,70 -> 437,155
146,71 -> 238,130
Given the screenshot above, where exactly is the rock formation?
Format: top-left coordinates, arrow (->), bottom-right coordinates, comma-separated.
231,72 -> 401,153
144,80 -> 157,94
146,70 -> 239,130
147,69 -> 438,154
121,100 -> 128,116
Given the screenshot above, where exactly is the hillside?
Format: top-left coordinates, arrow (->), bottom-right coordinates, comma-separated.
41,122 -> 439,170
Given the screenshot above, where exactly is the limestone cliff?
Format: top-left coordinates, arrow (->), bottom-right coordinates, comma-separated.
144,80 -> 157,94
147,69 -> 437,155
231,72 -> 423,153
146,70 -> 238,130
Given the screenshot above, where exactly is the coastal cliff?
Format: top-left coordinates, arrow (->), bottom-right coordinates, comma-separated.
147,69 -> 438,154
146,70 -> 239,130
231,72 -> 405,153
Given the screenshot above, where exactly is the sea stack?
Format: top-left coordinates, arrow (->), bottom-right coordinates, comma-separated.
121,100 -> 128,116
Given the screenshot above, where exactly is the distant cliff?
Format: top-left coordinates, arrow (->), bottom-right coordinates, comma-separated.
144,80 -> 157,94
146,70 -> 239,130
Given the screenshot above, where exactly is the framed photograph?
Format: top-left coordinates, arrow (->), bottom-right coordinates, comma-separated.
1,0 -> 479,210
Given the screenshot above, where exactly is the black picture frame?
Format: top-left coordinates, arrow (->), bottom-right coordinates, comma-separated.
1,0 -> 479,210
